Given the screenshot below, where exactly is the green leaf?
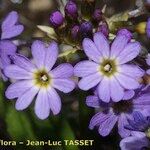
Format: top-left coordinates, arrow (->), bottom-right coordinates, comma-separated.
5,106 -> 36,141
60,119 -> 78,150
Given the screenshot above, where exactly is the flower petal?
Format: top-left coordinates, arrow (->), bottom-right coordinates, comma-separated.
110,77 -> 124,102
119,64 -> 144,78
4,65 -> 33,80
2,11 -> 18,29
47,87 -> 61,115
115,73 -> 140,90
1,25 -> 24,40
98,114 -> 118,136
131,131 -> 146,137
5,80 -> 34,99
11,54 -> 36,72
118,114 -> 131,138
117,42 -> 141,64
51,63 -> 73,78
133,94 -> 150,106
146,54 -> 150,66
146,69 -> 150,75
78,72 -> 102,91
74,60 -> 99,77
98,77 -> 110,103
120,133 -> 149,150
0,40 -> 16,55
15,86 -> 39,110
35,89 -> 50,120
110,34 -> 129,58
52,79 -> 75,93
44,41 -> 58,71
82,38 -> 102,63
93,32 -> 110,58
89,112 -> 112,129
1,11 -> 24,39
1,53 -> 11,68
0,40 -> 16,68
86,95 -> 100,108
31,40 -> 46,69
123,90 -> 135,100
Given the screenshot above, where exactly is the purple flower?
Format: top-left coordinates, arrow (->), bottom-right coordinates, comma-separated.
49,11 -> 64,27
4,41 -> 75,120
146,18 -> 150,38
120,132 -> 149,150
146,54 -> 150,75
74,30 -> 144,102
65,0 -> 78,19
86,87 -> 150,138
120,112 -> 150,150
0,11 -> 24,80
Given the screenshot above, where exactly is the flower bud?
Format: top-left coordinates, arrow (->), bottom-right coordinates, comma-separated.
97,22 -> 109,37
49,11 -> 64,27
80,21 -> 93,38
71,25 -> 80,39
117,28 -> 132,40
65,0 -> 78,19
93,9 -> 102,22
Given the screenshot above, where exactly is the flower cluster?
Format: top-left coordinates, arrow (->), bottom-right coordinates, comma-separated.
1,0 -> 150,149
49,0 -> 108,44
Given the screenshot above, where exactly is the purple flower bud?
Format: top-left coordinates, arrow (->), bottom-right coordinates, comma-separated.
71,25 -> 80,39
93,9 -> 102,21
146,18 -> 150,38
65,0 -> 78,19
117,28 -> 132,41
49,11 -> 64,27
97,23 -> 109,37
80,21 -> 93,38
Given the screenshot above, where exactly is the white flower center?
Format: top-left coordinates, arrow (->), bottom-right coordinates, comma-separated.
40,74 -> 49,82
103,64 -> 112,72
